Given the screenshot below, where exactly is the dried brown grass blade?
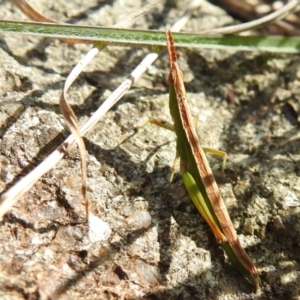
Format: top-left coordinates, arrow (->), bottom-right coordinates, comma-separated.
12,0 -> 55,22
208,0 -> 300,35
12,0 -> 90,44
59,0 -> 163,219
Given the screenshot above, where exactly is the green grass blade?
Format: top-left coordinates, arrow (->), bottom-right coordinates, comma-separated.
0,20 -> 300,53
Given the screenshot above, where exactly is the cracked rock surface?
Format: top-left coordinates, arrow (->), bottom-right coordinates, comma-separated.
0,1 -> 299,299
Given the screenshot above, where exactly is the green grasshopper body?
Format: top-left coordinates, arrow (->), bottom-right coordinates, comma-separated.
164,30 -> 260,288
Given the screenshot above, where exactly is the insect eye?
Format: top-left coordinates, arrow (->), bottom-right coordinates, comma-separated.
168,73 -> 174,85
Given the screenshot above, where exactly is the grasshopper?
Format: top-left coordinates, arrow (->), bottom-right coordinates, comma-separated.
150,30 -> 260,288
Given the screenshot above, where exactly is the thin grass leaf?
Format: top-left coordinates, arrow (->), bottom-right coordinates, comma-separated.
1,19 -> 300,53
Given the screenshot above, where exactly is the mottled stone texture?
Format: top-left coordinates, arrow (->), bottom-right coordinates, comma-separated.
0,1 -> 299,299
